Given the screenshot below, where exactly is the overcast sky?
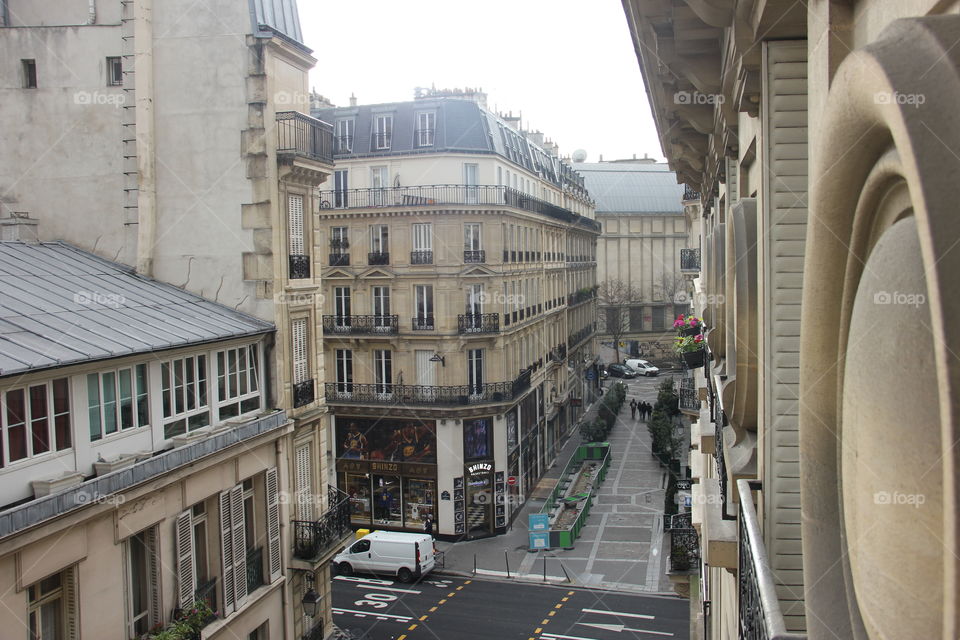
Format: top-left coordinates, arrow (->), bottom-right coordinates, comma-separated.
297,0 -> 664,163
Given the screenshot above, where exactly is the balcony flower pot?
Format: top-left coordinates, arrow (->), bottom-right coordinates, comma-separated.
674,314 -> 704,336
681,348 -> 706,369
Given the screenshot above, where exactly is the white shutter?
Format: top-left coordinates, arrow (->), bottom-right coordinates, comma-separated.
146,527 -> 161,628
288,194 -> 304,256
292,318 -> 309,384
295,445 -> 314,521
174,510 -> 194,610
265,467 -> 282,581
230,485 -> 247,607
63,566 -> 78,640
219,490 -> 236,615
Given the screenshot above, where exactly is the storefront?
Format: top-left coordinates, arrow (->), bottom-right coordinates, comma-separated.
335,417 -> 438,532
462,417 -> 497,538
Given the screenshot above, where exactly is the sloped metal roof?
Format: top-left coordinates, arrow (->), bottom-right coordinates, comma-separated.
0,242 -> 274,378
572,162 -> 684,214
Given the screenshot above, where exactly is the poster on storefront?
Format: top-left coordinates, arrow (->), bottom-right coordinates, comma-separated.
464,417 -> 492,460
506,408 -> 518,450
336,417 -> 437,463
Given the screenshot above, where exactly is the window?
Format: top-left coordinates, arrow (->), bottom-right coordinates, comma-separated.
468,349 -> 484,395
334,169 -> 349,208
294,444 -> 314,521
464,163 -> 479,204
106,56 -> 122,86
192,503 -> 210,593
126,527 -> 159,638
2,378 -> 71,466
288,194 -> 307,278
21,59 -> 36,88
411,223 -> 432,263
28,567 -> 77,640
370,224 -> 389,261
335,350 -> 353,395
88,365 -> 148,440
413,285 -> 434,330
335,118 -> 354,153
331,226 -> 349,254
162,355 -> 209,439
370,166 -> 388,206
217,345 -> 261,420
373,350 -> 392,396
291,318 -> 309,385
464,223 -> 482,251
464,285 -> 483,332
373,114 -> 392,150
372,286 -> 391,330
334,287 -> 351,331
415,111 -> 435,146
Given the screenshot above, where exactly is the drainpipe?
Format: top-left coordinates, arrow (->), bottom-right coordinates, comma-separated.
86,0 -> 96,24
135,0 -> 157,276
1,0 -> 8,26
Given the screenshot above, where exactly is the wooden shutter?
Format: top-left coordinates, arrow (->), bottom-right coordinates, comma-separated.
292,318 -> 309,384
219,490 -> 236,615
265,467 -> 282,581
146,527 -> 161,628
63,566 -> 78,640
175,510 -> 194,610
230,485 -> 247,607
295,444 -> 314,521
288,194 -> 304,256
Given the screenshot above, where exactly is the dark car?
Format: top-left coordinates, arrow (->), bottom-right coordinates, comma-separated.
606,363 -> 637,378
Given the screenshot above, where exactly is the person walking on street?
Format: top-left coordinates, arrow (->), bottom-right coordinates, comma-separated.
630,398 -> 638,420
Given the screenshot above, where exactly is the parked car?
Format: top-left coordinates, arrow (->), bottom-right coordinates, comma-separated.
334,531 -> 436,583
624,358 -> 660,377
606,363 -> 638,378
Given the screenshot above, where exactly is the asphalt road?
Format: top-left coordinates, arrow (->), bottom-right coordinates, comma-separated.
333,574 -> 688,640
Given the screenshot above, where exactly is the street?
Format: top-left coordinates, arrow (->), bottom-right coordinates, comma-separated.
332,574 -> 688,639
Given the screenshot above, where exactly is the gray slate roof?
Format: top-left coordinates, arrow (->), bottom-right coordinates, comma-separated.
0,242 -> 274,378
572,162 -> 684,214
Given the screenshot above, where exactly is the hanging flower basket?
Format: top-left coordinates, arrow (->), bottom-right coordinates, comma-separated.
681,348 -> 706,369
679,325 -> 700,337
674,314 -> 704,336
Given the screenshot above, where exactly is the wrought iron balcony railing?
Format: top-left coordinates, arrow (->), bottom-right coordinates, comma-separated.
368,252 -> 389,265
293,379 -> 315,408
665,513 -> 700,573
289,254 -> 311,280
681,247 -> 701,272
316,184 -> 601,232
329,253 -> 349,266
302,623 -> 325,640
411,250 -> 433,264
335,135 -> 353,153
738,479 -> 808,640
292,487 -> 353,561
458,313 -> 499,334
568,324 -> 595,348
679,376 -> 699,413
716,412 -> 731,518
246,546 -> 264,594
194,577 -> 217,624
683,184 -> 701,201
322,315 -> 398,336
464,249 -> 485,263
276,111 -> 334,164
325,375 -> 533,407
412,316 -> 434,331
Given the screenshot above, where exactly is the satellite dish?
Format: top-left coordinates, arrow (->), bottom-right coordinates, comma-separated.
572,149 -> 587,163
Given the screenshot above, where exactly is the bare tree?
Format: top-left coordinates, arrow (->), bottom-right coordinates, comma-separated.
656,273 -> 688,307
596,279 -> 644,360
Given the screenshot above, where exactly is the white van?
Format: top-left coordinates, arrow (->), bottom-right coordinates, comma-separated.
624,358 -> 659,377
333,531 -> 435,583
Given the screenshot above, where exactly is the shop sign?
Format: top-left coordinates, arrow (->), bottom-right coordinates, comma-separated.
371,461 -> 401,473
337,459 -> 369,473
441,491 -> 451,501
403,463 -> 435,477
467,462 -> 493,475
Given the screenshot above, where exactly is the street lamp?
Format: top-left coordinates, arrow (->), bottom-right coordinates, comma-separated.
301,572 -> 322,618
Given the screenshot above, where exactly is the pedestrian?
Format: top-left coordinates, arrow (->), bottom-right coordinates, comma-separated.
424,514 -> 434,536
630,398 -> 638,420
640,401 -> 649,421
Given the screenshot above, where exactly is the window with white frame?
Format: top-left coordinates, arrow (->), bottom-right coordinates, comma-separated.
88,365 -> 148,441
468,349 -> 484,395
373,350 -> 392,396
373,114 -> 392,150
2,378 -> 71,466
464,163 -> 478,204
335,349 -> 353,394
126,527 -> 160,638
334,170 -> 349,208
288,194 -> 307,277
415,111 -> 435,147
370,167 -> 388,206
412,223 -> 432,264
331,226 -> 349,254
413,285 -> 434,329
334,287 -> 351,331
464,223 -> 482,251
294,444 -> 314,521
28,566 -> 77,640
370,224 -> 389,255
335,118 -> 354,152
372,286 -> 391,330
217,345 -> 261,420
162,355 -> 209,439
106,56 -> 122,86
291,318 -> 309,385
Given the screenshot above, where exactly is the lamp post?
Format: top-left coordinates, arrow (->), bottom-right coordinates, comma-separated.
301,571 -> 322,618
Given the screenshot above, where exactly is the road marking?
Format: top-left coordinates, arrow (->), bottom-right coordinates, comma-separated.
581,608 -> 655,620
540,633 -> 604,640
562,597 -> 570,602
555,604 -> 563,609
332,608 -> 411,622
577,622 -> 673,636
419,615 -> 428,621
354,584 -> 422,594
465,580 -> 472,584
429,606 -> 437,612
535,628 -> 543,634
335,576 -> 394,585
542,619 -> 550,624
448,592 -> 456,597
456,585 -> 464,591
398,636 -> 406,640
439,599 -> 447,604
549,611 -> 556,617
408,624 -> 418,631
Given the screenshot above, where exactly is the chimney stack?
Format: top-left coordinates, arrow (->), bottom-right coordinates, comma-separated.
1,211 -> 39,243
349,93 -> 357,107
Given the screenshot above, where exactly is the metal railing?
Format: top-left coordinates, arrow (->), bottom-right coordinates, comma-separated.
325,375 -> 531,407
567,289 -> 596,306
681,248 -> 701,272
738,480 -> 808,640
411,250 -> 433,264
716,413 -> 730,518
458,313 -> 499,334
322,315 -> 398,336
679,376 -> 699,412
276,111 -> 334,164
194,577 -> 217,622
317,184 -> 601,232
568,324 -> 594,349
292,487 -> 353,561
246,546 -> 264,593
412,316 -> 434,331
683,184 -> 700,201
368,252 -> 389,265
289,254 -> 311,280
464,249 -> 485,263
293,380 -> 315,408
328,253 -> 349,266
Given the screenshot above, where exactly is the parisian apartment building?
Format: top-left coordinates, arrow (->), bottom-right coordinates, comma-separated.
0,1 -> 346,639
311,89 -> 602,540
573,158 -> 695,358
624,0 -> 960,639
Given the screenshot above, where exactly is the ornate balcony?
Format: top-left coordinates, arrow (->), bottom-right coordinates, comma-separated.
683,184 -> 701,201
246,546 -> 264,593
458,313 -> 499,334
368,252 -> 389,265
322,315 -> 398,336
289,254 -> 310,280
464,249 -> 485,263
412,316 -> 434,331
410,250 -> 433,264
681,248 -> 701,272
738,480 -> 808,640
679,376 -> 699,415
276,111 -> 334,165
665,513 -> 700,574
293,379 -> 315,408
328,253 -> 349,267
292,487 -> 353,562
324,377 -> 532,407
568,324 -> 595,349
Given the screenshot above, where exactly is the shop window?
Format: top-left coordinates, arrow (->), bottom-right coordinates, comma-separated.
404,478 -> 436,530
372,475 -> 402,527
346,474 -> 372,524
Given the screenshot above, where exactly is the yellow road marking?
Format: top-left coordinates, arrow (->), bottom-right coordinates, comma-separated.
429,606 -> 437,612
398,636 -> 406,640
439,598 -> 447,604
456,586 -> 464,591
408,624 -> 418,631
465,580 -> 472,584
419,615 -> 428,621
561,597 -> 570,602
534,628 -> 543,634
555,604 -> 563,609
567,591 -> 575,595
548,611 -> 556,617
542,619 -> 550,624
448,592 -> 456,597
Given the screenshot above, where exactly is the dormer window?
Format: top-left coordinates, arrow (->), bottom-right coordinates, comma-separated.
373,114 -> 392,150
415,112 -> 435,147
335,118 -> 354,152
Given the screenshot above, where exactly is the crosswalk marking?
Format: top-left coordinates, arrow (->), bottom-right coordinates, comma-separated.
581,607 -> 655,620
332,607 -> 412,622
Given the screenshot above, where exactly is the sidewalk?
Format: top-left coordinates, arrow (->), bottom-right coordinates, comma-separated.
435,377 -> 674,594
